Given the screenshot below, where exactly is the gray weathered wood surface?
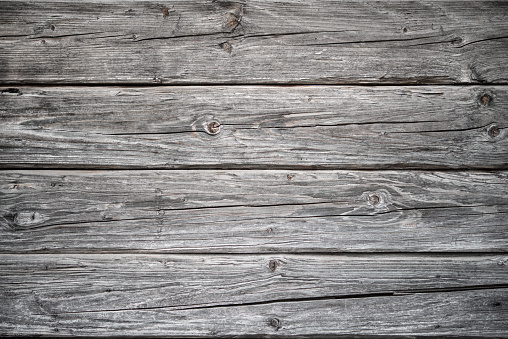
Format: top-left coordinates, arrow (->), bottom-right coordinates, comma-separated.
1,0 -> 507,337
1,1 -> 508,84
1,86 -> 507,169
1,170 -> 507,253
1,254 -> 507,336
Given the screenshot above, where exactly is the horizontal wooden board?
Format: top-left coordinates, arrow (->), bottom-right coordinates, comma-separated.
1,86 -> 507,169
1,254 -> 507,336
0,1 -> 508,84
1,170 -> 507,253
2,253 -> 506,313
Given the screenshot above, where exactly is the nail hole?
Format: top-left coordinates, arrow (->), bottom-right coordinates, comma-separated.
403,27 -> 407,33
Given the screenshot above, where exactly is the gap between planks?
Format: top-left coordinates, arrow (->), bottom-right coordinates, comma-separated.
3,83 -> 508,87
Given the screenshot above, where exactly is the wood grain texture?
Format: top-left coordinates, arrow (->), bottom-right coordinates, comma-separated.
2,253 -> 506,312
1,253 -> 507,337
1,170 -> 507,253
1,86 -> 507,169
0,1 -> 508,84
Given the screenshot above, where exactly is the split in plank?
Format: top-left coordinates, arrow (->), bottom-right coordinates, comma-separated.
1,170 -> 507,253
0,1 -> 508,84
1,86 -> 507,169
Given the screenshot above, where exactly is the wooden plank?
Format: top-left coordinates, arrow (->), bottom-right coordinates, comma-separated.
1,253 -> 506,336
0,1 -> 507,84
2,253 -> 506,314
1,170 -> 507,253
1,85 -> 507,169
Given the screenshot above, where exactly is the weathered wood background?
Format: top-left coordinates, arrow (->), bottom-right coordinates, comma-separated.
1,0 -> 507,337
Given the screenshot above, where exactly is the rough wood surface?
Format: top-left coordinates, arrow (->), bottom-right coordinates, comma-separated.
2,1 -> 507,337
0,1 -> 508,84
1,253 -> 506,337
1,170 -> 507,253
1,86 -> 507,169
2,253 -> 507,312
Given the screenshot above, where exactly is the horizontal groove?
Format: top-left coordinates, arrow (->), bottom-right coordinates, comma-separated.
2,82 -> 508,87
2,166 -> 508,171
1,251 -> 506,256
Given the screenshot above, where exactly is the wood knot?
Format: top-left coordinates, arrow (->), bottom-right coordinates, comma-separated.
224,6 -> 243,32
268,259 -> 279,271
269,318 -> 281,330
14,211 -> 45,227
225,13 -> 240,30
367,194 -> 380,206
480,93 -> 491,106
487,124 -> 500,138
452,37 -> 463,45
219,41 -> 232,54
361,190 -> 393,212
206,120 -> 222,135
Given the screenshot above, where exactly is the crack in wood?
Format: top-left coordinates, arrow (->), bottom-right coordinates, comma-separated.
31,284 -> 508,316
303,34 -> 444,47
456,36 -> 508,49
